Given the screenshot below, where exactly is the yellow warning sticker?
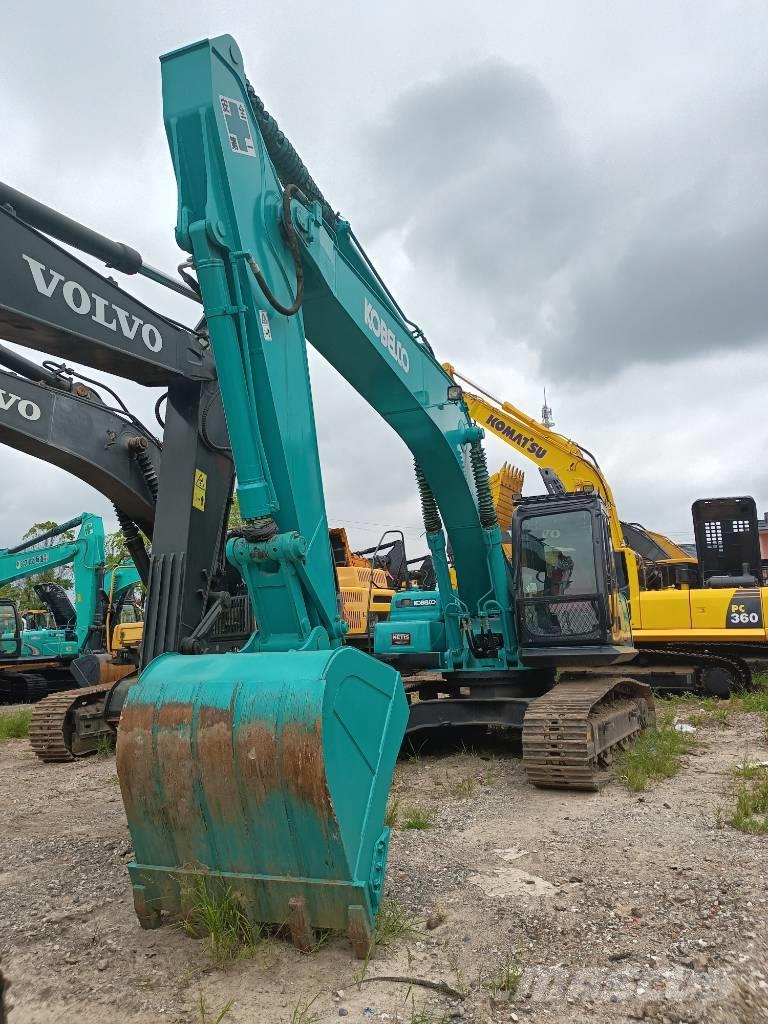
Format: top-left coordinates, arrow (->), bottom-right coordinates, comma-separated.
193,468 -> 207,511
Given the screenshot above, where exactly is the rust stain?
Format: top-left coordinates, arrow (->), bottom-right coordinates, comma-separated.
236,721 -> 279,806
197,705 -> 239,825
280,719 -> 333,818
155,703 -> 198,841
116,702 -> 158,822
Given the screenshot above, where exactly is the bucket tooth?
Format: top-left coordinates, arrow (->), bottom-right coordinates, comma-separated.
117,646 -> 407,956
287,896 -> 315,953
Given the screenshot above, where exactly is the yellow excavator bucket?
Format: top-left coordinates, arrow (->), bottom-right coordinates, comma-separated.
490,462 -> 525,533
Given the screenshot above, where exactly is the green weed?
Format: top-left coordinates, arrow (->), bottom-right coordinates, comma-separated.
728,765 -> 768,834
484,952 -> 523,996
384,796 -> 401,827
181,875 -> 263,964
289,993 -> 320,1024
450,774 -> 476,799
0,708 -> 32,740
94,733 -> 116,756
733,757 -> 768,780
198,992 -> 234,1024
375,895 -> 419,944
290,995 -> 321,1019
617,721 -> 695,792
401,805 -> 434,830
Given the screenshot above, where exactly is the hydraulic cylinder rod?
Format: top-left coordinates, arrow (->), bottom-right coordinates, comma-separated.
0,181 -> 199,302
7,515 -> 84,554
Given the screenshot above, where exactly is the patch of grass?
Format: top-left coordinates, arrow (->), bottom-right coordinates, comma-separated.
617,720 -> 695,792
728,765 -> 768,834
484,952 -> 523,996
0,708 -> 32,740
94,733 -> 115,756
687,698 -> 735,726
401,805 -> 434,830
289,993 -> 320,1024
181,875 -> 263,964
733,757 -> 768,780
375,895 -> 419,944
739,687 -> 768,716
408,1003 -> 446,1024
450,774 -> 476,799
198,993 -> 234,1024
384,796 -> 400,827
404,740 -> 427,763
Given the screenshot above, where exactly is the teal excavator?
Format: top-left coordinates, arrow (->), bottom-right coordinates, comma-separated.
109,34 -> 654,955
0,513 -> 140,699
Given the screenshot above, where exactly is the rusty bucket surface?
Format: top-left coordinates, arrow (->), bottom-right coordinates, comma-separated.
116,645 -> 407,955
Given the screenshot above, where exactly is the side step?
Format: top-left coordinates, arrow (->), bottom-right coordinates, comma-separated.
522,677 -> 655,790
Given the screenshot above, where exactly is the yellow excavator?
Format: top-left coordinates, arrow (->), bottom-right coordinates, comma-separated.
329,527 -> 396,645
447,365 -> 766,695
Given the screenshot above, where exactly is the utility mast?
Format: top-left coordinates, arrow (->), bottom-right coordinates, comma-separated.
541,388 -> 555,429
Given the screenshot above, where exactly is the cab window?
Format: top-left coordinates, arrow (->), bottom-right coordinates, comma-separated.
519,510 -> 597,597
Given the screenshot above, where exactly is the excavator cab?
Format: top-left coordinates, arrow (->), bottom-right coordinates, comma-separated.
0,601 -> 23,658
512,492 -> 633,665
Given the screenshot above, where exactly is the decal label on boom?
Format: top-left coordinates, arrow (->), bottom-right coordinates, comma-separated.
0,389 -> 41,422
15,553 -> 49,570
192,469 -> 207,511
21,255 -> 163,353
259,310 -> 272,341
726,589 -> 763,628
485,414 -> 547,459
219,96 -> 256,157
364,298 -> 410,373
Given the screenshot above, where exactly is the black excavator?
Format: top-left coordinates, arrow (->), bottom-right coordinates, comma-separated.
0,184 -> 248,760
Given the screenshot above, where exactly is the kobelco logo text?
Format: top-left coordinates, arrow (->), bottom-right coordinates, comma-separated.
22,255 -> 163,353
0,389 -> 41,421
15,553 -> 49,570
414,598 -> 437,607
364,298 -> 410,373
486,414 -> 547,459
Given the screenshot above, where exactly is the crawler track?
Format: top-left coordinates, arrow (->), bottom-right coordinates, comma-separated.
28,684 -> 111,762
522,677 -> 655,790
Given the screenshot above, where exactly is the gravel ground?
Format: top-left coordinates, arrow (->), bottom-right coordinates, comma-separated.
1,701 -> 767,1023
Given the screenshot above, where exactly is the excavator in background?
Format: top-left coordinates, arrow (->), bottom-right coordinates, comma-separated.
0,34 -> 654,951
0,183 -> 239,760
447,365 -> 767,694
329,527 -> 395,644
0,513 -> 141,699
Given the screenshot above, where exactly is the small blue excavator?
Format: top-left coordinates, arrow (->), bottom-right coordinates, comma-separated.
0,513 -> 139,700
112,34 -> 654,956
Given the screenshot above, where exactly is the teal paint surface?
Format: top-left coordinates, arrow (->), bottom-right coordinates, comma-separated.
118,646 -> 407,931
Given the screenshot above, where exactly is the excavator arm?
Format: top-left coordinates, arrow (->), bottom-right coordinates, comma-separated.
0,513 -> 105,651
0,186 -> 235,657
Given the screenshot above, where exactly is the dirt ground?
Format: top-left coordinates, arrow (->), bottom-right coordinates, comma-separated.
1,701 -> 767,1024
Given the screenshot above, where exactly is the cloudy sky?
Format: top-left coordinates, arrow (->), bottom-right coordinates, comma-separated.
1,1 -> 767,553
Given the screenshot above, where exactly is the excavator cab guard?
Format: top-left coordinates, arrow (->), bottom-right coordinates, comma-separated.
512,492 -> 633,665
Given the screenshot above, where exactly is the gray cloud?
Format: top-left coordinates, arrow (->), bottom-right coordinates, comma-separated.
363,59 -> 768,380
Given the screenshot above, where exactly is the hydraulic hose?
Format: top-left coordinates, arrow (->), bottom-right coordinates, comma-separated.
113,506 -> 150,586
469,441 -> 498,530
415,461 -> 442,534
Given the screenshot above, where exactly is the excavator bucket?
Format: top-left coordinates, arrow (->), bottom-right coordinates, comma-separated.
116,646 -> 407,957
